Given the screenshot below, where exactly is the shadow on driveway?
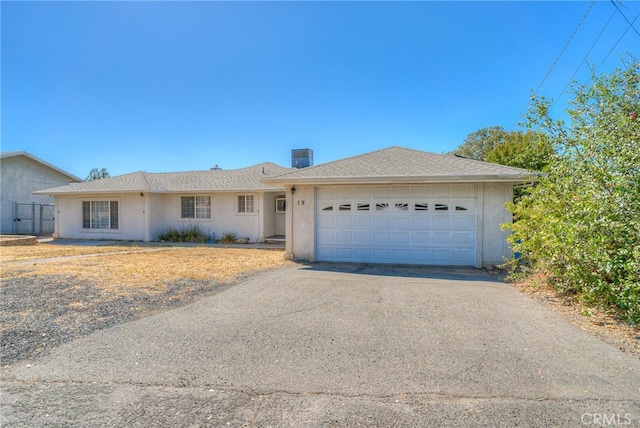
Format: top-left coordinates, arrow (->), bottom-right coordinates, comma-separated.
299,261 -> 505,282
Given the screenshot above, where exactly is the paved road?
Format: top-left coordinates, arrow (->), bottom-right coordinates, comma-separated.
2,263 -> 639,427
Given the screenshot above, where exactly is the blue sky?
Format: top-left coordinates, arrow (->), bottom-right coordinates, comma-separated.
2,1 -> 638,178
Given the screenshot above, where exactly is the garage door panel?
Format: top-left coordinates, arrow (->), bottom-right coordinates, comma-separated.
432,232 -> 451,245
393,232 -> 410,244
412,232 -> 429,244
317,230 -> 336,244
374,232 -> 391,244
374,217 -> 392,228
393,249 -> 411,261
336,217 -> 352,228
432,217 -> 451,229
453,185 -> 474,197
432,250 -> 450,262
432,186 -> 452,197
317,216 -> 335,228
393,187 -> 411,197
453,217 -> 474,230
355,216 -> 372,229
316,185 -> 476,266
355,248 -> 372,259
374,249 -> 392,260
335,248 -> 354,259
374,187 -> 391,197
453,232 -> 473,245
411,217 -> 430,229
355,231 -> 372,243
336,231 -> 353,242
355,187 -> 372,197
336,187 -> 354,198
317,187 -> 336,199
453,250 -> 473,263
393,217 -> 410,228
412,186 -> 430,197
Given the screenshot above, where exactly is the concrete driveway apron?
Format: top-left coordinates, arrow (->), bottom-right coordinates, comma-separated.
2,263 -> 639,427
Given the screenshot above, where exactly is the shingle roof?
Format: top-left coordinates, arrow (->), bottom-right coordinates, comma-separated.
35,163 -> 291,195
1,151 -> 82,182
263,146 -> 540,185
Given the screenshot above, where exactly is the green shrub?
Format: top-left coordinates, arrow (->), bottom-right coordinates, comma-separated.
157,225 -> 214,243
503,57 -> 640,325
218,232 -> 238,244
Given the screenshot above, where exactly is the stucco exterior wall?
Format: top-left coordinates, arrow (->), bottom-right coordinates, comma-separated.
288,185 -> 316,261
0,156 -> 77,234
479,182 -> 514,267
55,193 -> 146,240
151,192 -> 263,242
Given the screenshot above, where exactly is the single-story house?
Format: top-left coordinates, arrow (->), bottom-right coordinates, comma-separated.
35,163 -> 292,243
37,146 -> 537,268
263,146 -> 538,268
1,151 -> 82,235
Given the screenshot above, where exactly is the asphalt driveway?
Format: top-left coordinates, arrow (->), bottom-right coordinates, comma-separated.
2,263 -> 639,427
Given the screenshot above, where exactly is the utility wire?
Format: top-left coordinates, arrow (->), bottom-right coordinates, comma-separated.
548,8 -> 618,116
610,0 -> 640,37
509,1 -> 596,129
597,12 -> 639,71
532,0 -> 596,96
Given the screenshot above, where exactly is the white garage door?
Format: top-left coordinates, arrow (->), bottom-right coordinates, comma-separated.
316,185 -> 476,266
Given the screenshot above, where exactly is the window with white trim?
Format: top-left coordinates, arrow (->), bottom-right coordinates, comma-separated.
181,196 -> 211,219
82,201 -> 118,230
237,194 -> 255,214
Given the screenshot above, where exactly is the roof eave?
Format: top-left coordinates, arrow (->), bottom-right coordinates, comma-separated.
35,186 -> 287,195
262,174 -> 540,186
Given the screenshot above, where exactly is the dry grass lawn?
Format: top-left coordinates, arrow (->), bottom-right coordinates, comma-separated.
0,243 -> 146,263
1,244 -> 287,297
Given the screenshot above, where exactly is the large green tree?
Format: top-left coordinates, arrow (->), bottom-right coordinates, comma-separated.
451,126 -> 553,172
505,57 -> 640,324
86,167 -> 110,181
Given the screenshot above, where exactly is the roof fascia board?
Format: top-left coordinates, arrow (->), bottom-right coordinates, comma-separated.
35,187 -> 286,196
262,175 -> 540,186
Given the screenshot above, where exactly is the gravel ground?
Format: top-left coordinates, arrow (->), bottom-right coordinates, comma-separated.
0,272 -> 256,366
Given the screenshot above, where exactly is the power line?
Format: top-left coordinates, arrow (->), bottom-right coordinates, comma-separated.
598,12 -> 639,71
532,1 -> 596,96
509,1 -> 596,130
610,0 -> 640,37
547,8 -> 618,116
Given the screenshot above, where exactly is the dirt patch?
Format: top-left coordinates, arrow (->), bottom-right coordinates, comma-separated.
511,276 -> 640,360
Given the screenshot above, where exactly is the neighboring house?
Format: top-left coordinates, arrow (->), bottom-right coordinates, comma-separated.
36,146 -> 538,268
35,163 -> 292,243
0,151 -> 82,235
263,146 -> 539,268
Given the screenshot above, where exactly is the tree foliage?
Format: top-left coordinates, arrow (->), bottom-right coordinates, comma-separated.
86,167 -> 110,181
451,126 -> 553,172
505,57 -> 640,324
